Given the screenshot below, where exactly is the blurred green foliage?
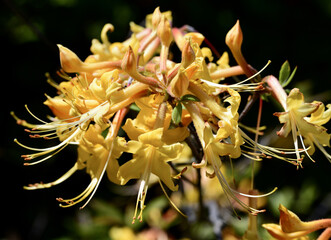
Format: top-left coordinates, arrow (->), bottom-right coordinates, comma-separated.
1,0 -> 331,239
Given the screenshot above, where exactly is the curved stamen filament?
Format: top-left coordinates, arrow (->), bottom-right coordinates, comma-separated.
24,163 -> 79,189
240,128 -> 305,164
57,178 -> 98,208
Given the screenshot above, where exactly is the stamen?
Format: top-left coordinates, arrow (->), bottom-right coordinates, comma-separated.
201,60 -> 271,92
24,163 -> 78,189
159,179 -> 187,218
210,157 -> 264,215
240,128 -> 305,164
298,131 -> 315,162
25,105 -> 48,124
311,134 -> 331,163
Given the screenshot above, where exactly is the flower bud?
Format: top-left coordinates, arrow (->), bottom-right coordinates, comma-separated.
121,46 -> 160,87
58,44 -> 121,73
152,7 -> 162,30
58,44 -> 85,73
225,20 -> 243,53
121,45 -> 137,75
167,67 -> 189,98
225,20 -> 255,77
181,40 -> 195,68
157,15 -> 173,47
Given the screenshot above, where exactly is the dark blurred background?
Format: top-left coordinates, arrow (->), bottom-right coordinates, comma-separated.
1,0 -> 331,239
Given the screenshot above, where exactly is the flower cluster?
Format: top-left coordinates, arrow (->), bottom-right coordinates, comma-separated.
13,7 -> 331,226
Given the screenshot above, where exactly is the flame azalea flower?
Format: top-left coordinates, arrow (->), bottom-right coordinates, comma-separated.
56,124 -> 127,208
117,128 -> 183,222
184,102 -> 275,216
12,101 -> 110,165
16,7 -> 329,228
23,108 -> 128,208
272,86 -> 331,164
122,94 -> 190,144
263,204 -> 331,240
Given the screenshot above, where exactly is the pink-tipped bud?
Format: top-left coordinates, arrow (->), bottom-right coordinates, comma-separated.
157,15 -> 173,47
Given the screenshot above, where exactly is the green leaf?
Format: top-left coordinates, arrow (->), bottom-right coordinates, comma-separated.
172,103 -> 182,125
282,65 -> 297,88
279,60 -> 291,84
180,94 -> 200,103
101,127 -> 110,138
129,103 -> 140,112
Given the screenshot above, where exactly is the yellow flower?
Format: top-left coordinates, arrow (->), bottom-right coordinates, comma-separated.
56,124 -> 127,208
117,128 -> 183,222
22,108 -> 128,207
184,102 -> 268,216
12,100 -> 110,165
122,94 -> 189,144
274,88 -> 331,164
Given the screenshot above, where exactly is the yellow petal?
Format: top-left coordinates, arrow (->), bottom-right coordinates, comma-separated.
158,143 -> 183,160
118,157 -> 145,185
162,127 -> 190,145
44,96 -> 72,120
307,102 -> 331,126
138,128 -> 164,147
152,157 -> 178,191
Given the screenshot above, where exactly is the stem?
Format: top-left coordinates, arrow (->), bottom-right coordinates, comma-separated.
243,189 -> 261,240
251,97 -> 263,190
182,103 -> 206,219
239,93 -> 259,122
231,49 -> 256,77
196,167 -> 204,220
